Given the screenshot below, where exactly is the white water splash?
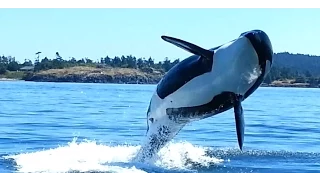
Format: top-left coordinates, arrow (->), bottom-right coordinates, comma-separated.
4,138 -> 223,173
155,141 -> 223,169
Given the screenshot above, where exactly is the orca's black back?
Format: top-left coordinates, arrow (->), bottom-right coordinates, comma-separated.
156,54 -> 213,99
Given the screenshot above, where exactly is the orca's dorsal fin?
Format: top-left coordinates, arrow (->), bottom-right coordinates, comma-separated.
161,35 -> 214,60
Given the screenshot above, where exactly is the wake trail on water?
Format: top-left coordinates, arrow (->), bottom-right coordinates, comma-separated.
3,138 -> 223,173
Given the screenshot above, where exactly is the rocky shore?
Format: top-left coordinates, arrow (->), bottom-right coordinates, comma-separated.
0,78 -> 20,81
23,66 -> 164,84
262,79 -> 318,88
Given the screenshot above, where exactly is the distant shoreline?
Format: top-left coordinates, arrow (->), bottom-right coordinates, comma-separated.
0,78 -> 20,81
1,66 -> 319,88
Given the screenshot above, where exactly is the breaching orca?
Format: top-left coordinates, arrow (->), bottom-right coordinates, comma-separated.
134,29 -> 273,162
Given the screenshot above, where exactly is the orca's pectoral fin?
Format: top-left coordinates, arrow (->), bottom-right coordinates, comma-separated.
233,94 -> 245,151
161,35 -> 214,60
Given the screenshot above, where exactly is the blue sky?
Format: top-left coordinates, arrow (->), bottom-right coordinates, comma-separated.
0,8 -> 319,63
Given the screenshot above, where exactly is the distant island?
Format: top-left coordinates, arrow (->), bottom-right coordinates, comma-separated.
1,52 -> 320,88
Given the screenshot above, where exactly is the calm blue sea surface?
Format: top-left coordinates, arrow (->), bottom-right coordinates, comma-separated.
0,81 -> 320,173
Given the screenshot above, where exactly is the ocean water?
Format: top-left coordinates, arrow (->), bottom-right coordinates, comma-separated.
0,81 -> 320,173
